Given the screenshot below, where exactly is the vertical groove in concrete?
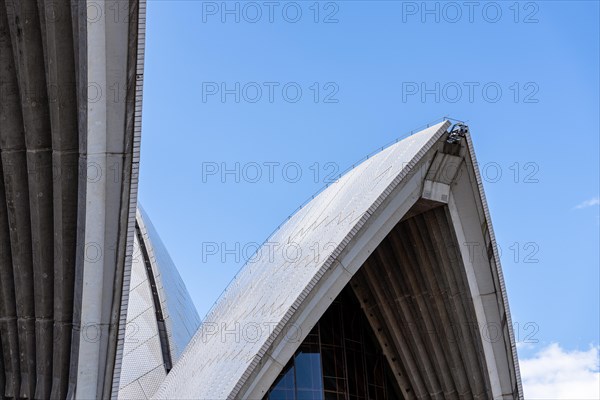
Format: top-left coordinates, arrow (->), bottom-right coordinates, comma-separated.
420,208 -> 472,396
392,226 -> 446,397
398,214 -> 482,396
67,0 -> 88,397
427,207 -> 489,397
35,0 -> 80,398
0,1 -> 37,397
360,258 -> 428,398
372,241 -> 430,395
0,338 -> 4,396
434,205 -> 488,396
370,245 -> 429,398
403,217 -> 460,397
378,237 -> 448,398
4,0 -> 55,397
351,204 -> 494,398
0,160 -> 20,398
0,0 -> 143,397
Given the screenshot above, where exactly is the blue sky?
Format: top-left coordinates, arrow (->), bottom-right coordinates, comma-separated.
138,1 -> 599,396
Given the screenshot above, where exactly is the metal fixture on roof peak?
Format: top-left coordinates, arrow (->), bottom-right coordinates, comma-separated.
446,123 -> 469,144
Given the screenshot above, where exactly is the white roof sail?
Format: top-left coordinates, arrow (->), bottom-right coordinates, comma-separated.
155,122 -> 448,397
153,120 -> 522,399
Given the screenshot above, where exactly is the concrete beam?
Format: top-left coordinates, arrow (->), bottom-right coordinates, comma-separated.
4,0 -> 55,397
0,1 -> 144,398
0,160 -> 20,398
73,1 -> 142,398
0,2 -> 37,397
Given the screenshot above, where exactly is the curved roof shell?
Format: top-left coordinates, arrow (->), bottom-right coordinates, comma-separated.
154,121 -> 522,399
118,208 -> 201,399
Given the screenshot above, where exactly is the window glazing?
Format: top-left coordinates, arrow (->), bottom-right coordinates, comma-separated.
263,287 -> 402,400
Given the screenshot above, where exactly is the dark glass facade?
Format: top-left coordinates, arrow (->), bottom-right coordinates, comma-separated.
264,287 -> 402,400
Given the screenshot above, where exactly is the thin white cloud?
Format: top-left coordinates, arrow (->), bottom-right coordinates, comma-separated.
574,197 -> 600,209
520,343 -> 600,399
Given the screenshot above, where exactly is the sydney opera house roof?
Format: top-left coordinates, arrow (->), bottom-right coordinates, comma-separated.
0,0 -> 522,398
152,121 -> 523,400
117,208 -> 200,399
